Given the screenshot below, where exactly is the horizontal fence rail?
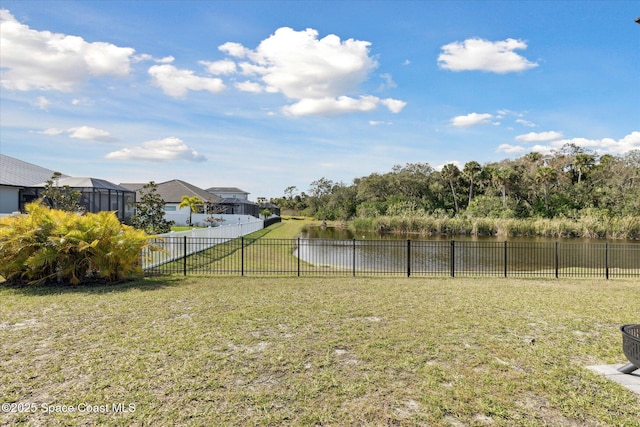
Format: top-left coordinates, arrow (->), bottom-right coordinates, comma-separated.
141,220 -> 264,270
143,238 -> 639,279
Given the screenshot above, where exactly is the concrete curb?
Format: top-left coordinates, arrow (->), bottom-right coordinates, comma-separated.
587,364 -> 640,395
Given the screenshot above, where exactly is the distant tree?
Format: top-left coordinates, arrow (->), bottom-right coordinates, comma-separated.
308,177 -> 334,216
260,208 -> 272,220
284,186 -> 298,200
535,166 -> 558,212
178,195 -> 203,226
573,153 -> 596,184
462,161 -> 482,208
132,182 -> 173,234
40,172 -> 82,212
491,166 -> 516,207
441,163 -> 461,214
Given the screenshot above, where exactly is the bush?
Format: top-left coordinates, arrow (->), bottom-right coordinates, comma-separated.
0,202 -> 155,285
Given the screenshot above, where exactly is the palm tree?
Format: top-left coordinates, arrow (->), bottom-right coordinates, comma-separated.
535,166 -> 558,212
462,161 -> 482,208
179,195 -> 203,226
573,153 -> 595,184
491,167 -> 515,207
441,163 -> 460,214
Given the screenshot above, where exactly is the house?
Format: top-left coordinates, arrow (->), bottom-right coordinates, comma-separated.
1,154 -> 135,221
1,154 -> 64,215
206,186 -> 259,217
258,202 -> 281,217
121,180 -> 224,226
31,177 -> 136,222
206,187 -> 250,200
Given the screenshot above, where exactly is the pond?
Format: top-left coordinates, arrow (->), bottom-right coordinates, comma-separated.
294,226 -> 639,277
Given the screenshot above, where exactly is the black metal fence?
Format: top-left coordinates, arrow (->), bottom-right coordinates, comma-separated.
143,237 -> 640,279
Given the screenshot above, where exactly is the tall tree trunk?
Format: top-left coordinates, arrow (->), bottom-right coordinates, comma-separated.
449,179 -> 459,214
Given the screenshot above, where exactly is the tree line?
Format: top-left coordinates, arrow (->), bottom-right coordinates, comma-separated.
271,145 -> 640,223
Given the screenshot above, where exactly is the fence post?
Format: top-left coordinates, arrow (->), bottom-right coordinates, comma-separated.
450,240 -> 455,278
183,236 -> 187,277
241,236 -> 244,276
555,241 -> 559,279
605,241 -> 609,280
352,239 -> 356,277
407,239 -> 411,277
504,241 -> 508,278
297,237 -> 300,277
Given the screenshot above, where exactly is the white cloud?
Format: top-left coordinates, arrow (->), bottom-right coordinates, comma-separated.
200,59 -> 236,75
37,126 -> 117,142
133,54 -> 174,64
68,126 -> 117,142
529,144 -> 555,155
496,144 -> 526,154
380,98 -> 407,113
0,9 -> 135,91
35,96 -> 50,110
148,64 -> 225,97
105,137 -> 206,162
515,118 -> 536,127
377,73 -> 397,90
255,28 -> 376,99
438,38 -> 538,73
37,128 -> 65,136
516,131 -> 563,142
618,131 -> 640,152
369,120 -> 392,126
550,132 -> 640,154
219,27 -> 406,116
282,95 -> 405,117
218,41 -> 250,58
451,112 -> 493,127
283,96 -> 378,116
435,161 -> 462,171
499,131 -> 640,156
235,80 -> 264,93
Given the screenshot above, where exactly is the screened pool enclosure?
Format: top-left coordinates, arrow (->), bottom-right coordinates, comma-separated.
24,177 -> 135,222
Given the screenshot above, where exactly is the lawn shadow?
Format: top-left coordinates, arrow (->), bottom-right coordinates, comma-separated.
0,276 -> 185,296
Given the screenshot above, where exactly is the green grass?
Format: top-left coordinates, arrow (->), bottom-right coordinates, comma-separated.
1,276 -> 639,426
153,219 -> 321,274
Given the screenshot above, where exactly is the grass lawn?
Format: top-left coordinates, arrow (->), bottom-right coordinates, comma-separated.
1,276 -> 639,426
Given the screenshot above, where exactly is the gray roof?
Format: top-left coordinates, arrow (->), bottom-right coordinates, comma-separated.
148,180 -> 222,204
119,183 -> 145,192
206,187 -> 249,195
32,177 -> 133,192
0,154 -> 67,186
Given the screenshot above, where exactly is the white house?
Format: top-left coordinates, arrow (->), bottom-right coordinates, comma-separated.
121,179 -> 231,226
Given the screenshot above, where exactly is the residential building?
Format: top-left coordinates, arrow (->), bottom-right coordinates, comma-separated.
206,186 -> 259,217
121,180 -> 224,226
1,155 -> 134,221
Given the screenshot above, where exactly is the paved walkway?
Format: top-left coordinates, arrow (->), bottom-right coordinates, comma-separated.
587,364 -> 640,394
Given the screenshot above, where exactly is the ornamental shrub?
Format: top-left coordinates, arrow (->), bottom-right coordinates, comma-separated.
0,202 -> 156,285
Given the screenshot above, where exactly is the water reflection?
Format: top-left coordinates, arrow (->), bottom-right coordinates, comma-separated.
295,226 -> 639,276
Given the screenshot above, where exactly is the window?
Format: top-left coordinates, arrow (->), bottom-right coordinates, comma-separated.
164,206 -> 177,211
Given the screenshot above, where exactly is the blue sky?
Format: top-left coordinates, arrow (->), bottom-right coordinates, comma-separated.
1,1 -> 638,199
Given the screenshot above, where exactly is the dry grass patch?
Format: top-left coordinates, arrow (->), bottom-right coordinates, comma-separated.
1,276 -> 639,426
